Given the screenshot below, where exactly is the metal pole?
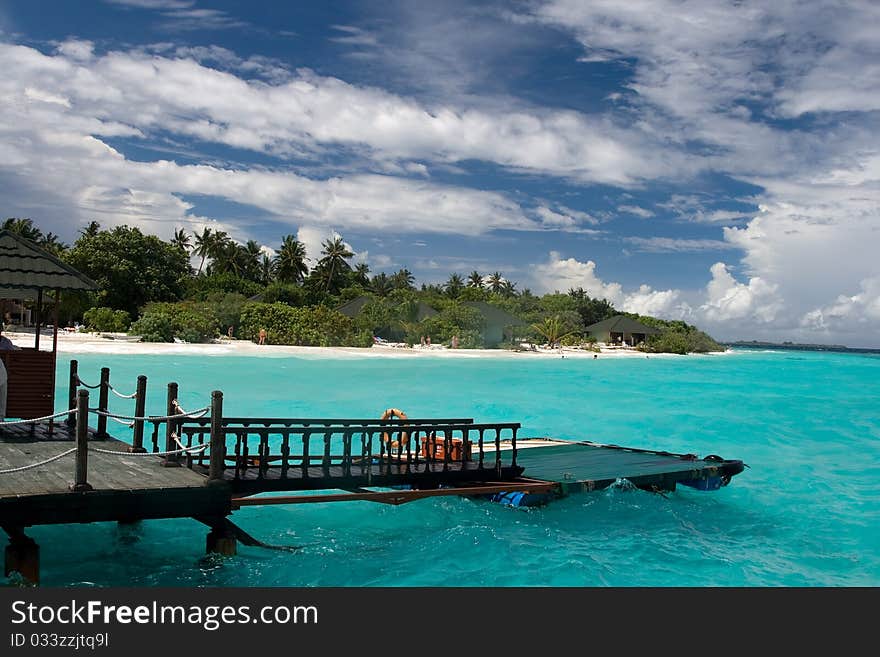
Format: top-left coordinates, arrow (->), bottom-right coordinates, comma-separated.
71,389 -> 92,491
130,375 -> 147,453
67,359 -> 78,429
96,367 -> 110,439
208,390 -> 225,483
162,382 -> 180,467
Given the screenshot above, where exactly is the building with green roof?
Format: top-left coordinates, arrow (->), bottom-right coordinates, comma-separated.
584,315 -> 660,346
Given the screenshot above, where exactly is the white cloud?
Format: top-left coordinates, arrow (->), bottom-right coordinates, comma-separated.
801,277 -> 880,333
700,262 -> 781,323
56,40 -> 95,61
531,252 -> 692,319
624,236 -> 735,253
623,285 -> 688,318
0,42 -> 688,186
0,43 -> 545,242
531,251 -> 624,303
534,205 -> 600,230
618,204 -> 654,218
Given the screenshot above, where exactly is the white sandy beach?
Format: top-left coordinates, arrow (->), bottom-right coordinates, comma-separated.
5,328 -> 730,359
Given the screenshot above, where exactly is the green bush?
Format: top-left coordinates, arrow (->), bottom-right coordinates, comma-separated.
129,311 -> 175,342
239,302 -> 370,347
410,304 -> 484,347
641,329 -> 722,354
82,306 -> 131,332
184,273 -> 263,300
260,282 -> 307,307
131,302 -> 220,343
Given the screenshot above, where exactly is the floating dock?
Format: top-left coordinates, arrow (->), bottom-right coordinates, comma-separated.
0,362 -> 745,584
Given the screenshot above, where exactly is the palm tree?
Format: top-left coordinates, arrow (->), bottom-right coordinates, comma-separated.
501,279 -> 518,298
3,219 -> 67,253
274,235 -> 309,284
79,220 -> 101,238
318,236 -> 354,293
370,272 -> 392,297
241,240 -> 263,281
41,232 -> 68,255
390,268 -> 415,291
445,273 -> 465,298
260,254 -> 274,285
3,218 -> 43,242
193,227 -> 213,275
171,228 -> 191,254
486,271 -> 505,294
467,271 -> 484,288
354,262 -> 371,286
204,231 -> 233,275
531,315 -> 576,347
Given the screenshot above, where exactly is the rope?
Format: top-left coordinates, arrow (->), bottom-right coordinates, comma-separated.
0,408 -> 77,425
90,442 -> 207,457
75,376 -> 101,389
108,415 -> 135,428
109,385 -> 138,399
88,407 -> 209,422
0,448 -> 77,474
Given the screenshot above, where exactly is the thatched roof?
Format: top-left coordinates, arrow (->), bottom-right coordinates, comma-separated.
0,229 -> 98,298
584,315 -> 660,335
336,295 -> 439,321
336,295 -> 372,317
462,301 -> 526,327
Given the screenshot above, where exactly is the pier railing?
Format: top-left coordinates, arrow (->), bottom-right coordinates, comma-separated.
178,414 -> 519,485
59,362 -> 521,492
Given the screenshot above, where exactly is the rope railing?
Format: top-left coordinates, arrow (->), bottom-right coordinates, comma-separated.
107,415 -> 135,428
0,440 -> 208,474
108,384 -> 138,400
91,442 -> 207,457
0,408 -> 78,426
74,375 -> 101,390
88,407 -> 210,422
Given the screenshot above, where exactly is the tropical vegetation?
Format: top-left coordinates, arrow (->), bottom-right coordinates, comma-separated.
2,217 -> 724,353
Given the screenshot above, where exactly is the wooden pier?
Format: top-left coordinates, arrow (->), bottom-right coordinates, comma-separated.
0,361 -> 745,585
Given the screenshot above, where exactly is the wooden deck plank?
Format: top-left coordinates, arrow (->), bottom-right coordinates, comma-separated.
0,437 -> 207,499
512,442 -> 715,485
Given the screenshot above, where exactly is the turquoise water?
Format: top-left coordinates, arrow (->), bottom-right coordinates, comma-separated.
7,349 -> 880,586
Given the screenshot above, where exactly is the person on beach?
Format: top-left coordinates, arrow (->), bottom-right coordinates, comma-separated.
0,326 -> 19,352
451,334 -> 459,349
426,335 -> 431,346
258,328 -> 267,345
0,325 -> 20,421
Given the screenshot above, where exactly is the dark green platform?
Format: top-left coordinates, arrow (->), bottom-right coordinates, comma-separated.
514,439 -> 744,494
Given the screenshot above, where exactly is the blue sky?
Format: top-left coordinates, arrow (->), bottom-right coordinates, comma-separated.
1,1 -> 878,346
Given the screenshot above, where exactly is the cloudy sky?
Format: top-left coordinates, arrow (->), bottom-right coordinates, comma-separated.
1,0 -> 878,346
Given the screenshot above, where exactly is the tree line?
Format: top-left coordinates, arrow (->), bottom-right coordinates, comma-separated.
2,217 -> 723,353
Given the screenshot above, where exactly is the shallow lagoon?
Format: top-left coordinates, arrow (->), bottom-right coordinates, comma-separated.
8,348 -> 880,586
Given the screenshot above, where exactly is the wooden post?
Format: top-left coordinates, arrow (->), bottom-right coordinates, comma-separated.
4,528 -> 40,585
96,367 -> 110,439
130,375 -> 147,453
208,390 -> 225,484
511,425 -> 518,469
205,519 -> 236,556
161,382 -> 180,467
67,359 -> 78,429
34,289 -> 42,350
71,389 -> 92,491
51,288 -> 60,355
